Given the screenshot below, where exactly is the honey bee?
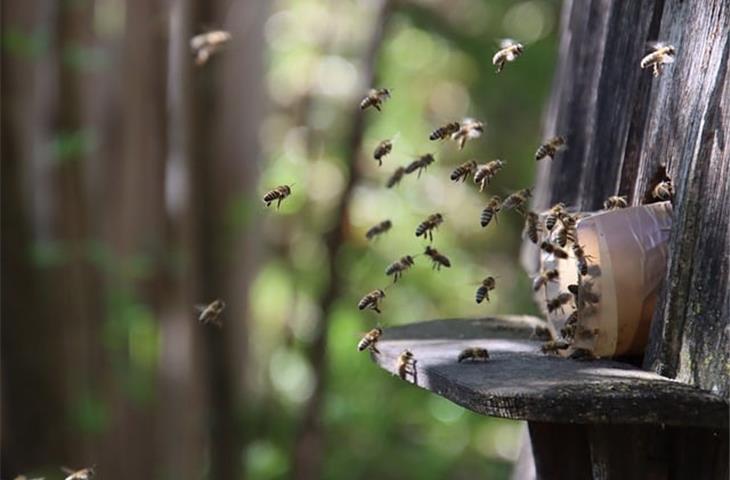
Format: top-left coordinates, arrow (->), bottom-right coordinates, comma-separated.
358,289 -> 386,314
554,215 -> 576,247
450,160 -> 478,183
357,327 -> 383,354
457,347 -> 490,363
196,299 -> 226,327
190,30 -> 231,66
572,243 -> 593,276
532,269 -> 560,291
386,166 -> 406,188
365,219 -> 392,240
604,195 -> 628,210
568,282 -> 600,305
396,349 -> 417,381
652,180 -> 673,201
544,203 -> 566,231
473,159 -> 505,191
560,310 -> 579,339
424,245 -> 451,270
540,240 -> 569,259
492,39 -> 524,73
429,122 -> 461,141
404,153 -> 436,178
360,88 -> 391,111
640,42 -> 676,77
480,195 -> 502,228
373,139 -> 393,166
415,213 -> 443,242
385,255 -> 415,282
524,211 -> 541,244
546,292 -> 573,313
535,136 -> 567,161
575,326 -> 600,341
502,188 -> 532,213
263,184 -> 293,209
61,467 -> 95,480
475,276 -> 496,303
540,338 -> 571,354
452,118 -> 485,149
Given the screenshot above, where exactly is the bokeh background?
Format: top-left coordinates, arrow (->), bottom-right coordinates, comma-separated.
2,0 -> 559,478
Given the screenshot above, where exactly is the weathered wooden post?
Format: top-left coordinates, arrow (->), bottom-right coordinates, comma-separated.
371,0 -> 729,477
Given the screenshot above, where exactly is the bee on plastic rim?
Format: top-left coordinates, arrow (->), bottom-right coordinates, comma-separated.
604,195 -> 628,210
396,349 -> 417,381
532,269 -> 560,292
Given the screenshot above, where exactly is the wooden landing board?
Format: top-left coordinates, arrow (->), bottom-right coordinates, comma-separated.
369,317 -> 728,429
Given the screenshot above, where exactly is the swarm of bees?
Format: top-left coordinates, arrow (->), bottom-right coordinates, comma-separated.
190,30 -> 231,66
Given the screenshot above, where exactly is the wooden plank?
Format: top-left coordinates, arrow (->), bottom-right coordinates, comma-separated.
528,423 -> 592,480
369,319 -> 728,428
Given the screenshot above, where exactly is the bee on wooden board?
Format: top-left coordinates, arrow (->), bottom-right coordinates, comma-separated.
396,349 -> 417,381
502,188 -> 532,213
545,202 -> 566,231
404,153 -> 436,178
196,299 -> 226,327
480,195 -> 502,228
540,338 -> 571,354
524,211 -> 542,244
424,245 -> 451,270
190,30 -> 231,66
450,160 -> 478,183
492,38 -> 524,73
474,159 -> 505,192
452,118 -> 485,149
429,122 -> 461,141
360,88 -> 391,111
640,42 -> 676,77
535,136 -> 567,161
546,292 -> 573,313
373,138 -> 394,166
386,166 -> 406,188
604,195 -> 628,210
475,276 -> 496,303
572,243 -> 593,276
366,219 -> 392,240
458,347 -> 490,363
385,255 -> 415,283
532,269 -> 560,292
263,184 -> 293,209
415,213 -> 443,242
358,327 -> 383,354
358,289 -> 386,314
540,240 -> 569,259
62,467 -> 95,480
652,180 -> 673,201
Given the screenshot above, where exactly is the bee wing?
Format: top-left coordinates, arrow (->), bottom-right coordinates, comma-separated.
195,304 -> 208,313
661,54 -> 675,64
190,34 -> 207,50
646,41 -> 668,51
497,38 -> 517,49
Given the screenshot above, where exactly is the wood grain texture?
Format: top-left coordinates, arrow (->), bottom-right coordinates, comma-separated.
368,319 -> 728,428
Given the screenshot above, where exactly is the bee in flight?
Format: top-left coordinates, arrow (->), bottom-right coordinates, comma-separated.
546,292 -> 573,313
502,188 -> 532,214
263,184 -> 293,209
540,338 -> 571,354
640,42 -> 676,77
452,118 -> 485,149
386,166 -> 405,188
604,195 -> 628,210
373,138 -> 394,166
385,255 -> 415,283
524,211 -> 542,244
61,467 -> 95,480
535,136 -> 567,161
358,327 -> 383,354
544,203 -> 567,231
404,153 -> 436,178
365,219 -> 392,240
492,38 -> 524,73
532,269 -> 560,292
475,276 -> 496,303
358,289 -> 386,314
458,347 -> 490,363
190,30 -> 231,66
450,160 -> 478,183
652,179 -> 673,201
540,240 -> 569,259
415,213 -> 443,242
480,196 -> 502,228
360,88 -> 391,111
424,245 -> 451,270
429,122 -> 461,141
396,349 -> 417,381
473,159 -> 505,191
196,299 -> 226,327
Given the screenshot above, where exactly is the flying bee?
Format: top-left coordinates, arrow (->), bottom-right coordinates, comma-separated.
473,159 -> 505,191
524,211 -> 541,244
396,349 -> 417,381
652,180 -> 673,201
196,299 -> 226,327
532,269 -> 560,292
546,292 -> 573,313
373,139 -> 393,166
386,166 -> 405,188
61,467 -> 95,480
502,188 -> 532,213
640,42 -> 676,77
452,118 -> 485,149
540,338 -> 571,354
360,88 -> 391,111
404,153 -> 436,178
358,289 -> 386,314
568,282 -> 600,305
572,243 -> 593,276
545,203 -> 566,231
190,30 -> 231,66
429,122 -> 460,141
535,136 -> 567,161
357,327 -> 383,354
385,255 -> 415,283
475,276 -> 496,303
424,245 -> 451,270
450,160 -> 478,183
540,240 -> 569,259
492,38 -> 524,73
604,195 -> 628,210
415,213 -> 443,242
263,184 -> 293,209
365,219 -> 392,240
458,347 -> 490,363
480,195 -> 502,228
